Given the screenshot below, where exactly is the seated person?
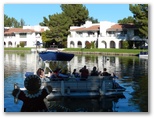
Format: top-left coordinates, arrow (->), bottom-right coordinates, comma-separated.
79,66 -> 89,80
72,69 -> 80,77
90,66 -> 101,76
49,71 -> 57,79
59,69 -> 69,78
100,68 -> 111,76
50,68 -> 68,81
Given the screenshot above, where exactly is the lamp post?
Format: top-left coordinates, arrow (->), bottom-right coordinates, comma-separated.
53,43 -> 55,48
36,39 -> 37,52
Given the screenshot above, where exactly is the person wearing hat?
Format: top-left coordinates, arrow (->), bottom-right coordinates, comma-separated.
12,75 -> 52,112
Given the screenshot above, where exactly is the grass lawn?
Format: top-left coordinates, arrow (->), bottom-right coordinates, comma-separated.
4,47 -> 148,54
64,48 -> 147,54
4,47 -> 32,51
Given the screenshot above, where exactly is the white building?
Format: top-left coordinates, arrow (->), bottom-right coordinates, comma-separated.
67,21 -> 145,49
4,25 -> 49,48
4,21 -> 146,49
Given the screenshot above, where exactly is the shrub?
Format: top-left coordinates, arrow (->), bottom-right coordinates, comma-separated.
85,42 -> 91,49
20,42 -> 25,47
122,41 -> 129,49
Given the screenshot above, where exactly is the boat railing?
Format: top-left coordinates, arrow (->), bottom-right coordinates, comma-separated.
45,75 -> 114,93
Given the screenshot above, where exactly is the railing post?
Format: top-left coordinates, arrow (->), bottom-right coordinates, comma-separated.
61,81 -> 65,96
99,79 -> 106,95
67,87 -> 70,95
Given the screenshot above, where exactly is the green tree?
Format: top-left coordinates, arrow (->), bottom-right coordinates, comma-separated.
129,4 -> 148,39
4,14 -> 12,27
39,16 -> 49,26
122,41 -> 129,49
41,13 -> 72,43
87,16 -> 99,23
40,4 -> 89,47
41,31 -> 50,42
60,4 -> 89,26
20,18 -> 25,27
118,16 -> 134,24
4,14 -> 26,28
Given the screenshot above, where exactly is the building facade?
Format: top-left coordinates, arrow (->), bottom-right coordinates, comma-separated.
4,21 -> 147,49
67,21 -> 146,49
4,25 -> 49,48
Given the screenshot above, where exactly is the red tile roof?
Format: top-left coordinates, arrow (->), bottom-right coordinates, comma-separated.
70,25 -> 100,31
107,23 -> 136,31
4,28 -> 35,35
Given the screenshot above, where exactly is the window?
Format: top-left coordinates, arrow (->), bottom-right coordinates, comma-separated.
77,32 -> 83,37
19,33 -> 27,38
88,31 -> 94,35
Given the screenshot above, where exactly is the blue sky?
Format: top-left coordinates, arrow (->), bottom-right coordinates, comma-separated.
4,4 -> 133,26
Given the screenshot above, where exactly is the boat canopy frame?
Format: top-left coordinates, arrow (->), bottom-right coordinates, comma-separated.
39,51 -> 74,74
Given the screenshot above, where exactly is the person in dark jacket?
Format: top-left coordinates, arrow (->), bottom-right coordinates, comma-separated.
90,66 -> 101,76
101,68 -> 111,76
79,66 -> 89,80
12,75 -> 52,112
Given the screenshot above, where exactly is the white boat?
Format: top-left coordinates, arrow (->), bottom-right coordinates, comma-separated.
41,51 -> 125,99
24,51 -> 126,100
41,76 -> 125,100
139,51 -> 148,59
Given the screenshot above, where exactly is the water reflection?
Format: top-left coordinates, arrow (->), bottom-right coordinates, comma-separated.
45,95 -> 126,112
4,52 -> 148,112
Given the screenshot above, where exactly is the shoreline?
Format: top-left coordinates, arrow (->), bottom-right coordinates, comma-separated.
4,50 -> 138,56
62,51 -> 137,56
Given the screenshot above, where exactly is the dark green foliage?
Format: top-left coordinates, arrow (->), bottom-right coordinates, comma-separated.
60,4 -> 89,26
91,41 -> 95,49
4,14 -> 25,27
129,4 -> 148,39
122,41 -> 129,49
41,13 -> 72,47
20,19 -> 25,27
118,16 -> 134,24
40,4 -> 90,48
87,17 -> 99,23
39,17 -> 49,26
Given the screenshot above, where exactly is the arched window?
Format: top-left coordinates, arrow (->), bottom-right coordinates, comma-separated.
110,41 -> 115,48
77,41 -> 82,48
70,41 -> 75,48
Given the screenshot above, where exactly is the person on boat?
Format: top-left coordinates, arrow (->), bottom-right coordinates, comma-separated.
37,68 -> 45,78
90,66 -> 101,76
100,68 -> 111,76
79,65 -> 89,80
58,68 -> 69,79
12,75 -> 52,112
100,68 -> 123,89
49,71 -> 58,80
36,68 -> 50,82
72,69 -> 80,77
49,68 -> 68,81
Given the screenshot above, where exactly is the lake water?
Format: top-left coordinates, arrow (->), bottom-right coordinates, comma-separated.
4,52 -> 148,112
